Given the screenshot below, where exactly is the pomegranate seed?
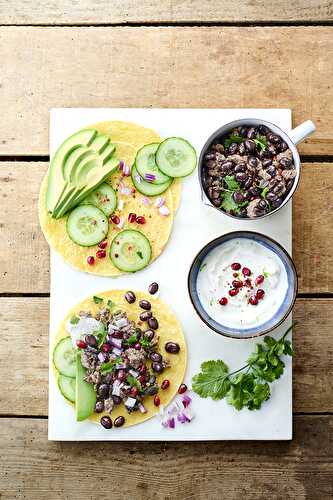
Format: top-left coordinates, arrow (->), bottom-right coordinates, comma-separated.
219,297 -> 228,306
161,379 -> 170,390
96,249 -> 106,259
256,289 -> 265,300
178,383 -> 187,394
102,343 -> 110,353
138,375 -> 146,385
154,395 -> 161,407
249,295 -> 258,305
134,342 -> 141,350
255,275 -> 265,285
229,288 -> 239,297
98,240 -> 108,249
231,262 -> 241,270
128,212 -> 137,223
244,278 -> 252,288
110,214 -> 120,225
242,267 -> 252,276
87,256 -> 95,266
232,280 -> 243,288
136,215 -> 146,224
130,387 -> 138,397
76,340 -> 87,349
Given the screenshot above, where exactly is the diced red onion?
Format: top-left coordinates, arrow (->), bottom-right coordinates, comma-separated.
116,217 -> 125,229
167,417 -> 175,429
183,407 -> 194,422
124,397 -> 137,409
138,402 -> 147,414
98,352 -> 106,363
120,186 -> 132,196
142,196 -> 151,206
144,173 -> 156,182
134,174 -> 142,184
112,347 -> 123,356
115,363 -> 127,370
154,197 -> 165,208
177,412 -> 189,424
115,317 -> 128,328
108,323 -> 119,332
159,205 -> 170,216
112,380 -> 122,396
129,369 -> 139,378
110,338 -> 122,349
182,395 -> 192,408
119,160 -> 124,172
117,199 -> 124,211
123,163 -> 131,176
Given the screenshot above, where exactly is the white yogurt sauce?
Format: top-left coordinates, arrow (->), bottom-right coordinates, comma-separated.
66,317 -> 102,348
196,238 -> 288,329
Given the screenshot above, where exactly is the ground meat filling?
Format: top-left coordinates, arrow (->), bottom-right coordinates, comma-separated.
203,124 -> 297,218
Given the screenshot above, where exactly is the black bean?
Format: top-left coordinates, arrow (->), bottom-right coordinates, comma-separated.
212,198 -> 221,207
112,395 -> 122,405
279,157 -> 292,169
165,342 -> 180,354
244,139 -> 256,152
221,160 -> 234,172
258,125 -> 269,135
150,352 -> 162,363
211,190 -> 221,199
268,144 -> 277,156
144,329 -> 155,341
243,190 -> 252,201
272,197 -> 283,208
148,317 -> 159,330
234,162 -> 246,173
100,416 -> 112,429
247,156 -> 258,168
239,126 -> 248,137
262,158 -> 272,168
97,384 -> 109,399
267,132 -> 279,144
244,176 -> 253,189
139,300 -> 151,311
85,334 -> 97,348
258,199 -> 268,210
152,362 -> 164,373
233,191 -> 244,204
114,416 -> 125,428
238,142 -> 246,155
125,291 -> 136,304
228,143 -> 238,155
205,153 -> 216,161
266,166 -> 276,177
239,207 -> 248,218
279,141 -> 288,152
266,192 -> 277,202
140,311 -> 152,321
249,186 -> 260,196
95,400 -> 104,413
247,127 -> 256,139
148,375 -> 156,384
148,282 -> 159,295
235,172 -> 246,183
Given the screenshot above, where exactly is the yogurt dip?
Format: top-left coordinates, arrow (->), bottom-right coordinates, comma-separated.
196,238 -> 288,329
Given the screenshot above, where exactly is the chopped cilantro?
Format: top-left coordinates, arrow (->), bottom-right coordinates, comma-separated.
223,134 -> 243,149
261,187 -> 269,199
107,299 -> 114,308
127,374 -> 142,390
254,135 -> 267,151
139,337 -> 151,349
95,324 -> 107,348
263,270 -> 270,279
224,175 -> 241,191
124,334 -> 138,346
221,192 -> 248,214
70,315 -> 79,325
93,296 -> 103,304
100,355 -> 122,375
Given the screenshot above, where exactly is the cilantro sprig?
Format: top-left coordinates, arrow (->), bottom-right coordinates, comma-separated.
192,324 -> 294,411
220,176 -> 248,214
223,134 -> 243,149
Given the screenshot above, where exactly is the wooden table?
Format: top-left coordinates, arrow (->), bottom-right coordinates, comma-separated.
0,2 -> 332,498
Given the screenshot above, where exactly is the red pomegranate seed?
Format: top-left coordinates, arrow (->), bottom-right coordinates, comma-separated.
255,275 -> 265,285
136,215 -> 146,224
178,383 -> 187,394
161,379 -> 170,390
154,395 -> 161,407
219,297 -> 228,306
232,280 -> 243,288
138,375 -> 146,385
249,295 -> 258,305
110,214 -> 120,225
130,387 -> 138,397
128,212 -> 137,223
76,340 -> 87,349
96,249 -> 106,259
242,267 -> 252,276
98,240 -> 108,249
229,288 -> 239,297
231,262 -> 241,271
244,278 -> 252,288
134,342 -> 141,350
102,343 -> 110,353
87,256 -> 95,266
256,289 -> 265,300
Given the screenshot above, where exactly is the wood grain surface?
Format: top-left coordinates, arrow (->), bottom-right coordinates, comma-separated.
1,162 -> 332,294
0,297 -> 331,416
0,27 -> 332,155
0,415 -> 332,499
0,1 -> 332,25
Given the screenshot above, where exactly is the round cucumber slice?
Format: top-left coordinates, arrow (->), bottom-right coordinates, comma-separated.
135,143 -> 171,185
110,229 -> 152,272
58,374 -> 76,403
156,137 -> 197,178
53,337 -> 76,378
131,164 -> 173,196
67,205 -> 108,247
81,182 -> 117,216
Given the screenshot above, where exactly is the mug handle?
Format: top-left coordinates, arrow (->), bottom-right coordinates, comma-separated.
289,120 -> 316,145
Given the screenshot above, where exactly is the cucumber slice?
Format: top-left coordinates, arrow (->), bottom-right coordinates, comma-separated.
135,143 -> 171,185
131,165 -> 173,196
53,337 -> 76,378
110,229 -> 152,272
156,137 -> 197,178
66,205 -> 108,247
58,375 -> 76,403
81,183 -> 117,216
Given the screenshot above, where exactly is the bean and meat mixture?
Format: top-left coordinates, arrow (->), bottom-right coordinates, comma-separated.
203,124 -> 297,218
76,293 -> 180,429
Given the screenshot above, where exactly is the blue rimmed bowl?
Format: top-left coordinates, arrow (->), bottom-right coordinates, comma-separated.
187,231 -> 298,339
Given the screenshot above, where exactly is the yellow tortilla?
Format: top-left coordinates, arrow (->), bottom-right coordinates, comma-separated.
39,121 -> 181,276
53,290 -> 187,428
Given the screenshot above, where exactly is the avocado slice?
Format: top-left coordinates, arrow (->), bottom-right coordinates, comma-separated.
89,134 -> 110,154
75,353 -> 96,422
100,143 -> 116,164
46,129 -> 97,214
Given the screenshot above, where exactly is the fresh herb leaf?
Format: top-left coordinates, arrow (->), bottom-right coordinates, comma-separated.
191,324 -> 294,411
100,360 -> 115,375
224,134 -> 243,149
127,374 -> 142,389
221,191 -> 248,214
95,324 -> 107,348
261,186 -> 269,199
254,136 -> 267,151
70,315 -> 80,325
224,175 -> 241,191
124,334 -> 138,346
93,296 -> 103,304
263,270 -> 270,279
107,299 -> 114,308
137,251 -> 143,259
139,337 -> 151,349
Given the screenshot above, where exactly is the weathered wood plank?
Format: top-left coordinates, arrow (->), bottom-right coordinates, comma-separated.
0,416 -> 332,499
1,162 -> 332,294
0,27 -> 331,155
0,297 -> 332,415
0,1 -> 332,25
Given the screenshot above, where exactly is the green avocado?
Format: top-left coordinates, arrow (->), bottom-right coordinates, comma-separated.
75,352 -> 96,422
46,128 -> 120,219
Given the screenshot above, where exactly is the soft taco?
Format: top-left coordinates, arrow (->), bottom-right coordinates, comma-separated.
52,290 -> 187,429
39,120 -> 196,276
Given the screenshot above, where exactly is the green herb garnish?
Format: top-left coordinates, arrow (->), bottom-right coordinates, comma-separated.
93,296 -> 103,304
263,270 -> 270,279
124,334 -> 138,346
254,136 -> 267,151
221,191 -> 248,214
107,299 -> 114,308
137,251 -> 143,259
192,324 -> 294,411
100,356 -> 122,375
139,337 -> 151,349
261,186 -> 269,199
70,315 -> 80,325
223,134 -> 243,149
127,374 -> 142,389
95,324 -> 107,348
224,175 -> 241,191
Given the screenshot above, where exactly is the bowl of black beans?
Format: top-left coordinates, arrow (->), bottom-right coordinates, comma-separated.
199,118 -> 315,219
